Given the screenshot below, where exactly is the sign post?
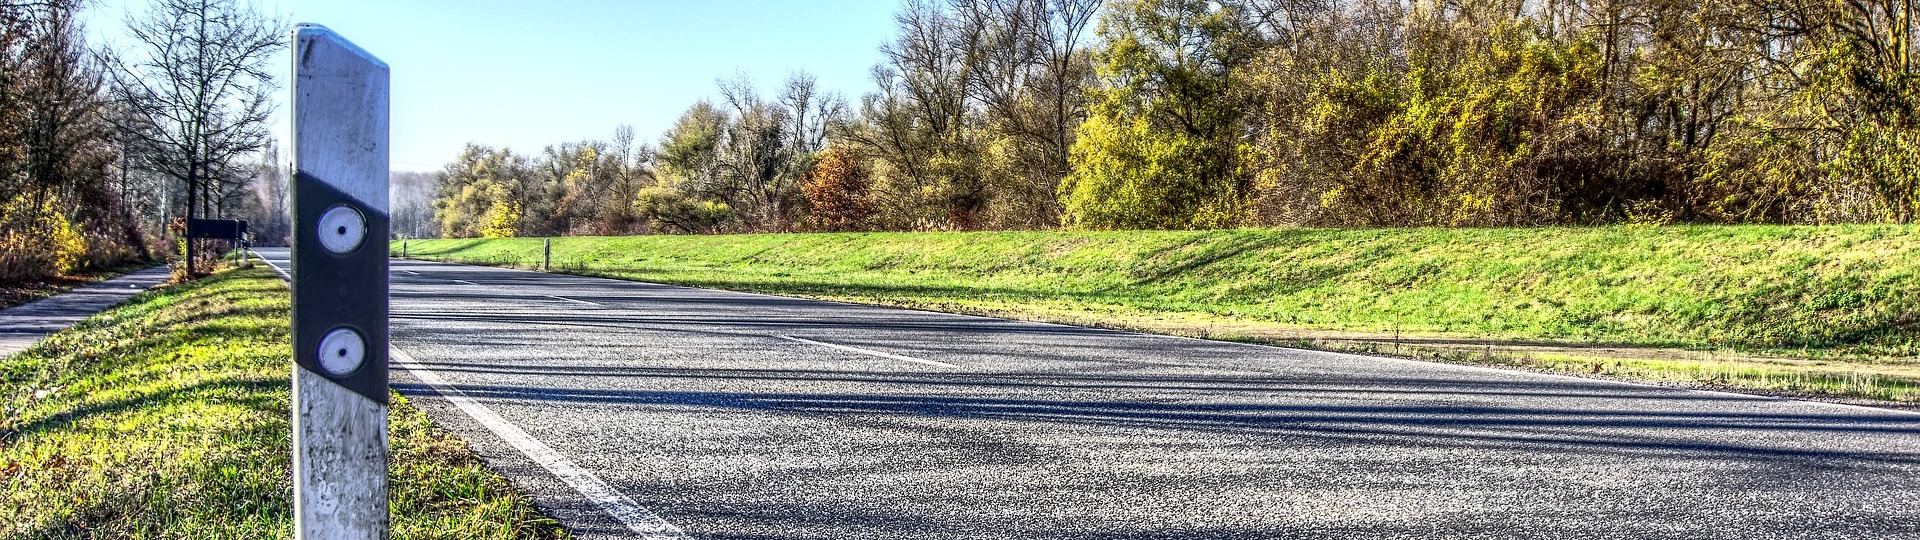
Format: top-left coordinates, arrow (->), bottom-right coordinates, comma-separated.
187,218 -> 249,266
290,24 -> 390,540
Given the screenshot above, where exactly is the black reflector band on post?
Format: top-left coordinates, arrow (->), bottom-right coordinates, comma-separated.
293,172 -> 391,405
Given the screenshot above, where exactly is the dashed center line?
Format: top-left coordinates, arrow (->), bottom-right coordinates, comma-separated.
776,335 -> 958,368
546,295 -> 603,307
452,279 -> 478,285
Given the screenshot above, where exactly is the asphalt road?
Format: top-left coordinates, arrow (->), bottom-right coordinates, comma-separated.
0,265 -> 171,357
254,248 -> 1920,540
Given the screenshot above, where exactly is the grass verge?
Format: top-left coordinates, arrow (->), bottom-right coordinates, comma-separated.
397,226 -> 1920,404
0,267 -> 566,539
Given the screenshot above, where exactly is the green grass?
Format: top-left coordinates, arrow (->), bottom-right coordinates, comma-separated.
396,225 -> 1920,403
0,267 -> 566,539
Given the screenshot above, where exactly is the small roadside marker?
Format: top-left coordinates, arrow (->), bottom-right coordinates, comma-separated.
289,24 -> 390,540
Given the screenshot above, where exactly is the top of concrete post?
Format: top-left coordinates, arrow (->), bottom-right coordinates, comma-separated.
292,24 -> 390,213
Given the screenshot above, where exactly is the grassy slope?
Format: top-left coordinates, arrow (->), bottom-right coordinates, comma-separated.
0,268 -> 565,539
399,226 -> 1920,402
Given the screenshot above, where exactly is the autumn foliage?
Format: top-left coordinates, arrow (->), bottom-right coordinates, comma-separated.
802,145 -> 875,232
425,0 -> 1920,236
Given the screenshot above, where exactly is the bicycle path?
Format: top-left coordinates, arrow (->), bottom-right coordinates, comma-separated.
0,266 -> 173,357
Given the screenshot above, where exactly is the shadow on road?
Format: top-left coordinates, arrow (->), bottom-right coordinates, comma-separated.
393,361 -> 1920,465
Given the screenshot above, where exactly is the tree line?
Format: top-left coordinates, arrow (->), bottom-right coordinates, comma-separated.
431,0 -> 1918,238
9,0 -> 1911,277
1,0 -> 286,282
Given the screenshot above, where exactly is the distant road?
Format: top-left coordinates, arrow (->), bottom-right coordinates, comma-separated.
255,248 -> 1920,540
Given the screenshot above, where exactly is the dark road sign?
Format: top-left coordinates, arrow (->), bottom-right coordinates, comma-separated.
187,218 -> 247,239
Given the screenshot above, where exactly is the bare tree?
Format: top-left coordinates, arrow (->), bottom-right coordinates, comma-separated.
1,0 -> 155,279
714,74 -> 792,231
238,140 -> 291,244
108,0 -> 282,274
704,73 -> 848,232
970,0 -> 1100,227
16,0 -> 106,214
603,124 -> 656,234
843,0 -> 1096,229
849,0 -> 994,229
389,170 -> 437,240
778,73 -> 847,228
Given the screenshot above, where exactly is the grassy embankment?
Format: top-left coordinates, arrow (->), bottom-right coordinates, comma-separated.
399,226 -> 1920,404
0,267 -> 565,539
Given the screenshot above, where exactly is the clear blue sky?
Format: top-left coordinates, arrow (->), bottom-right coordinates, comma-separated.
83,0 -> 901,171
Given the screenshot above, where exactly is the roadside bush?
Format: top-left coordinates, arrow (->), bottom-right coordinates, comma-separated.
0,195 -> 88,282
802,145 -> 876,232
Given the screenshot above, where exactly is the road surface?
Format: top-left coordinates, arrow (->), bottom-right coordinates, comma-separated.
255,248 -> 1920,540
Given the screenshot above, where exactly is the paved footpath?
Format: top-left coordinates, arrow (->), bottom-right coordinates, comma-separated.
252,248 -> 1920,540
0,266 -> 172,357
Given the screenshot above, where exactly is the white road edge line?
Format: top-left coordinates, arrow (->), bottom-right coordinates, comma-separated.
547,295 -> 604,307
257,255 -> 689,535
775,335 -> 958,368
391,346 -> 689,539
252,250 -> 292,280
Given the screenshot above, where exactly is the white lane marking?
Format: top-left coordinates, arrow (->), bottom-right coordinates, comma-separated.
259,256 -> 686,534
775,335 -> 957,368
404,270 -> 420,276
546,295 -> 603,307
452,279 -> 478,285
307,251 -> 1920,417
253,251 -> 292,280
392,347 -> 689,539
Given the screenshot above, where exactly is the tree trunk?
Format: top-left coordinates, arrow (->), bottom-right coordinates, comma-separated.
185,162 -> 197,275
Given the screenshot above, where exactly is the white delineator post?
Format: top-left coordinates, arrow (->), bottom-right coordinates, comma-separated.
290,24 -> 391,540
